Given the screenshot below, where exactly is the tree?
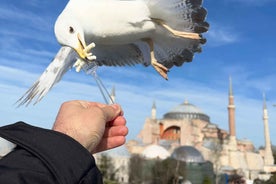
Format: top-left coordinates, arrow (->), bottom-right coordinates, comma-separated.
128,155 -> 188,184
151,158 -> 185,184
272,145 -> 276,165
264,172 -> 276,184
202,176 -> 212,184
128,154 -> 144,184
97,154 -> 118,184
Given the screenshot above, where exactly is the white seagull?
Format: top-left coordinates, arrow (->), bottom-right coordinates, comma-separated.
17,0 -> 209,106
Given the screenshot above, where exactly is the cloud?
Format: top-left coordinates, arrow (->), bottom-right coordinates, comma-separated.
0,5 -> 52,32
0,0 -> 275,149
0,62 -> 275,148
206,24 -> 240,47
0,3 -> 57,48
225,0 -> 276,6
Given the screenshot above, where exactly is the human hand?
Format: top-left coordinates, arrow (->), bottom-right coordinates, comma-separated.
52,100 -> 128,154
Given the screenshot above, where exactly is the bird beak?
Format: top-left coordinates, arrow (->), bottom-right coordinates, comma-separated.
75,33 -> 87,59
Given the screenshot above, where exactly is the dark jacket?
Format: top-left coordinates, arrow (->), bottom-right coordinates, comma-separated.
0,122 -> 103,184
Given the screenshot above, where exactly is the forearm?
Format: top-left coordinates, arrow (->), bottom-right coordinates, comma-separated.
0,122 -> 102,184
0,147 -> 56,183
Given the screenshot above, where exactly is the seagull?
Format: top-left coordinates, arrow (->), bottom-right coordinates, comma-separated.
17,0 -> 209,106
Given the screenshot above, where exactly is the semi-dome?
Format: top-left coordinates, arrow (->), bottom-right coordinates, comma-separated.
171,146 -> 205,163
164,100 -> 210,122
142,144 -> 170,160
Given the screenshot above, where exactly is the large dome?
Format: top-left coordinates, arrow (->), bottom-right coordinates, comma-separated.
163,100 -> 210,122
171,146 -> 205,163
142,144 -> 170,160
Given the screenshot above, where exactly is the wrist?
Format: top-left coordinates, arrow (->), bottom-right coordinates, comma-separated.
53,125 -> 98,152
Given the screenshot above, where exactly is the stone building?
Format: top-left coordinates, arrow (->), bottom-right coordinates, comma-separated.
126,78 -> 276,181
94,78 -> 275,182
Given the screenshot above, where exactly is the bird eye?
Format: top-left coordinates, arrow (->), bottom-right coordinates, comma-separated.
69,26 -> 75,34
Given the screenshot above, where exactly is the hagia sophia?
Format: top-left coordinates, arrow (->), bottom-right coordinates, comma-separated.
95,78 -> 276,183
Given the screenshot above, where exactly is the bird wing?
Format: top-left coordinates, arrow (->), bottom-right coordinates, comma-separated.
17,44 -> 146,106
17,46 -> 77,106
92,43 -> 147,67
17,0 -> 209,106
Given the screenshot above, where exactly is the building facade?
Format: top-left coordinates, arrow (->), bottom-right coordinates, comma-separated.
127,79 -> 276,181
96,79 -> 276,182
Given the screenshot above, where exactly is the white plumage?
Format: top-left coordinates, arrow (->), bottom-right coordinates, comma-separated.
17,0 -> 209,106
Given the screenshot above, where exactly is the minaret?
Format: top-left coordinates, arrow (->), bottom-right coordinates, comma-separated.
151,101 -> 156,120
262,93 -> 274,165
228,77 -> 237,148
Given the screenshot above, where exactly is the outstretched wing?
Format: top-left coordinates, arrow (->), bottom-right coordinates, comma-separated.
17,46 -> 77,106
93,43 -> 147,67
17,44 -> 148,106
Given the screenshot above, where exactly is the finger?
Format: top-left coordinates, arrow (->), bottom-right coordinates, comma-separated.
107,116 -> 126,127
92,136 -> 126,154
103,126 -> 128,138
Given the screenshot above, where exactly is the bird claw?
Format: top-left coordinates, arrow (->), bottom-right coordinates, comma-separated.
86,53 -> 97,61
83,42 -> 96,61
73,59 -> 86,72
74,42 -> 97,72
152,60 -> 169,80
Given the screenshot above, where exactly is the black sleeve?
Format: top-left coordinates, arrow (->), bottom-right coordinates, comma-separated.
0,122 -> 103,184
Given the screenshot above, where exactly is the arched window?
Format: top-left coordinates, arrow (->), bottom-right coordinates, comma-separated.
161,126 -> 180,141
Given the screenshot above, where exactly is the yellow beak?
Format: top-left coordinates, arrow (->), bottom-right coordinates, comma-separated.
75,33 -> 87,59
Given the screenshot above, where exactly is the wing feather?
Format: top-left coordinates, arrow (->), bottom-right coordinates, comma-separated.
93,44 -> 145,67
17,46 -> 77,106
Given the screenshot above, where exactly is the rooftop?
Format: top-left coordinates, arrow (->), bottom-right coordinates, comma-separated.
171,146 -> 205,163
163,100 -> 210,122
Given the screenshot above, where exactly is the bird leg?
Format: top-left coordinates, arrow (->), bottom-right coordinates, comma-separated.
73,42 -> 97,72
153,19 -> 201,40
143,38 -> 169,80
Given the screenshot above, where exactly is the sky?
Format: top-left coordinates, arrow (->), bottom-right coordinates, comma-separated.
0,0 -> 276,149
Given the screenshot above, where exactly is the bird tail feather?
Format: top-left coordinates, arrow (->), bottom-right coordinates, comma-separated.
152,29 -> 199,68
146,0 -> 209,33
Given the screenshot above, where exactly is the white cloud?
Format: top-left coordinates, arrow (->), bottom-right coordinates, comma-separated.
0,5 -> 52,31
226,0 -> 276,6
0,0 -> 275,149
206,24 -> 240,47
0,63 -> 275,148
0,4 -> 57,48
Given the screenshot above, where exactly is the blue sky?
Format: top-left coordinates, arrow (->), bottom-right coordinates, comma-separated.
0,0 -> 275,148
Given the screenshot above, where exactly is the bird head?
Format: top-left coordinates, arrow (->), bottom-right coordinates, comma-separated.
54,16 -> 87,60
